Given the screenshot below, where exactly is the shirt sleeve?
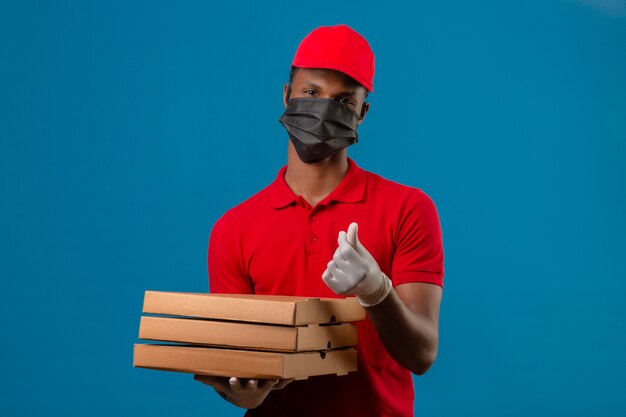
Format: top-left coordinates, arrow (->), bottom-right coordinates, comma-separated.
390,189 -> 445,289
207,211 -> 254,294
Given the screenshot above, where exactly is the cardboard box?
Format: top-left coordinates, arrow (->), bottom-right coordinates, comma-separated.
139,316 -> 358,352
133,343 -> 357,380
142,291 -> 366,325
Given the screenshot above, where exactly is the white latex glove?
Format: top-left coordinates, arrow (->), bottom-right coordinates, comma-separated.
322,222 -> 392,307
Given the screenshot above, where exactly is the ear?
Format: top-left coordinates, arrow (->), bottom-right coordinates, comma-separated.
283,83 -> 289,108
357,102 -> 370,125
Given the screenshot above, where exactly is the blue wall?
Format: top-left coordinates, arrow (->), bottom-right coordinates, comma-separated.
1,1 -> 624,415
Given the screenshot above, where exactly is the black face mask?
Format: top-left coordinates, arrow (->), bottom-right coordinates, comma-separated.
279,97 -> 362,163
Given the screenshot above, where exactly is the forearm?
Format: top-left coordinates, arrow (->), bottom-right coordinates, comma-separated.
365,288 -> 438,375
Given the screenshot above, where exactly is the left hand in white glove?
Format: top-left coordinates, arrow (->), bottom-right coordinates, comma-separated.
322,222 -> 393,307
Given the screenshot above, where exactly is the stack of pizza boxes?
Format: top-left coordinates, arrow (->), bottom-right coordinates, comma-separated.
133,291 -> 366,380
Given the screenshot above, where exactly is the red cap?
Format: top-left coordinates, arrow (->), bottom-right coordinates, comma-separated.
291,24 -> 375,93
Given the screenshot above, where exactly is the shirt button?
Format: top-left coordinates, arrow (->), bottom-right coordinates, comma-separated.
310,234 -> 318,242
310,214 -> 316,221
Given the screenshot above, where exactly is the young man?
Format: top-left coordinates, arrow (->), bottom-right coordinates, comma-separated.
195,24 -> 445,417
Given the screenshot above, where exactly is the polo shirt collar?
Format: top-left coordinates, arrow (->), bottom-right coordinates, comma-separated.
270,157 -> 367,209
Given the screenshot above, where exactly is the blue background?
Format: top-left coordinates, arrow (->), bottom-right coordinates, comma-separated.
1,0 -> 625,415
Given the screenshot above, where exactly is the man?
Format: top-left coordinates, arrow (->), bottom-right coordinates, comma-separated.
195,24 -> 445,417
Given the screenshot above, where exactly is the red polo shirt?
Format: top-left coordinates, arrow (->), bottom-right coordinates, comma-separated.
208,156 -> 444,417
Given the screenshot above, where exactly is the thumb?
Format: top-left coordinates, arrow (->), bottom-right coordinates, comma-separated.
346,222 -> 359,249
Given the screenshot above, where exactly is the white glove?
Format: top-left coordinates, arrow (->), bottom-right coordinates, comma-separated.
322,222 -> 392,307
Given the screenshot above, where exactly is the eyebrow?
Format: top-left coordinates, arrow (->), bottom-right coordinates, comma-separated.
302,80 -> 358,97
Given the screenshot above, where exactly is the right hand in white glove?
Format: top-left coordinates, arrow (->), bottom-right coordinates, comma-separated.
193,375 -> 294,409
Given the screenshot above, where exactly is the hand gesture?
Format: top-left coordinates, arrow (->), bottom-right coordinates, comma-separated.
322,222 -> 392,307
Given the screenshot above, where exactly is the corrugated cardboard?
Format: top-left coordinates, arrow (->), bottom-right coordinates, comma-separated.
133,343 -> 357,380
139,316 -> 358,352
142,291 -> 365,325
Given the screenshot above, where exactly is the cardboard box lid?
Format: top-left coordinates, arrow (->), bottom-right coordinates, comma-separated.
142,291 -> 366,326
133,343 -> 357,380
138,316 -> 358,352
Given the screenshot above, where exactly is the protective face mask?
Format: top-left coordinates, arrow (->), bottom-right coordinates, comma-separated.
279,97 -> 361,163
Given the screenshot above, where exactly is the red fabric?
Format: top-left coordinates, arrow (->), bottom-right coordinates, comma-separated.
292,24 -> 375,93
208,157 -> 444,417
